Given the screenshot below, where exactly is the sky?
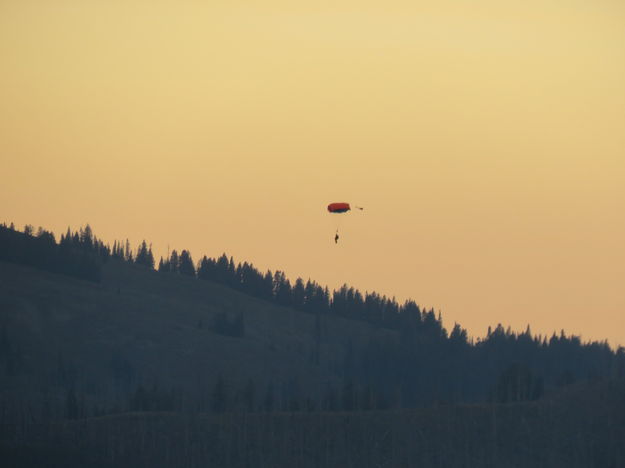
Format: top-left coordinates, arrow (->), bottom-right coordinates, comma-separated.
1,0 -> 624,346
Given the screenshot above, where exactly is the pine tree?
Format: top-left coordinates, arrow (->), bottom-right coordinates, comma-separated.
169,250 -> 179,273
147,245 -> 154,268
135,240 -> 154,268
124,239 -> 133,262
292,278 -> 305,309
274,271 -> 292,306
179,250 -> 195,277
81,224 -> 93,250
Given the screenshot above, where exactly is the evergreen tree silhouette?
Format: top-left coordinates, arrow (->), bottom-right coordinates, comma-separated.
274,271 -> 292,306
135,240 -> 154,269
179,250 -> 195,277
169,250 -> 179,273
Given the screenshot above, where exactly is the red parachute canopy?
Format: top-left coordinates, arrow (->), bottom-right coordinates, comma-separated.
327,202 -> 351,213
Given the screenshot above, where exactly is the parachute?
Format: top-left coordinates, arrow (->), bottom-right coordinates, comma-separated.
327,202 -> 363,243
327,202 -> 351,213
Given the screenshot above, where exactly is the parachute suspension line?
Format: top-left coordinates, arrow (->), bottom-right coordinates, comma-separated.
334,217 -> 343,245
327,202 -> 360,244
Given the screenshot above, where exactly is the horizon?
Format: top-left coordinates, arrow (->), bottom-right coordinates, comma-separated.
1,219 -> 617,349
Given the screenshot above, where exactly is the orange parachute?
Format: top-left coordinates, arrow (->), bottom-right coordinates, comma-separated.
327,202 -> 351,213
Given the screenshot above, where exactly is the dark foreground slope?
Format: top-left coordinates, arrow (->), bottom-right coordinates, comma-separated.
3,380 -> 625,468
0,259 -> 386,417
2,258 -> 625,467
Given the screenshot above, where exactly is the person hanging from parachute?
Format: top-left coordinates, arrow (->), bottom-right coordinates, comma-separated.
327,202 -> 363,244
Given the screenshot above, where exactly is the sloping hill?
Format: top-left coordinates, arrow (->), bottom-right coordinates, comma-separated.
2,245 -> 625,468
0,259 -> 392,416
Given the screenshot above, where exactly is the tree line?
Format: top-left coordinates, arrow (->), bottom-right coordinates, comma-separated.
0,223 -> 105,282
0,221 -> 445,335
2,221 -> 624,411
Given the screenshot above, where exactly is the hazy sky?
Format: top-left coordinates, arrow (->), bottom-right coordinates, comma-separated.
2,1 -> 624,346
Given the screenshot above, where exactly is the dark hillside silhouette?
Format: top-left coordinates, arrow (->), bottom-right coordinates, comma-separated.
0,223 -> 105,282
1,220 -> 624,467
0,220 -> 622,407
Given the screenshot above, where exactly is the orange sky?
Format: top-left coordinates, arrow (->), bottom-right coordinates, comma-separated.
1,1 -> 624,346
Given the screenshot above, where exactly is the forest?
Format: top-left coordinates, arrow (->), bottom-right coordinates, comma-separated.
1,221 -> 624,467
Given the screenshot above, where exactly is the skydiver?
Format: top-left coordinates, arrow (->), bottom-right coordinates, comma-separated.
335,232 -> 339,244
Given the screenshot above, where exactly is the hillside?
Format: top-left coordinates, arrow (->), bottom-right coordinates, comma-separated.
1,242 -> 624,416
0,258 -> 391,417
2,230 -> 625,467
